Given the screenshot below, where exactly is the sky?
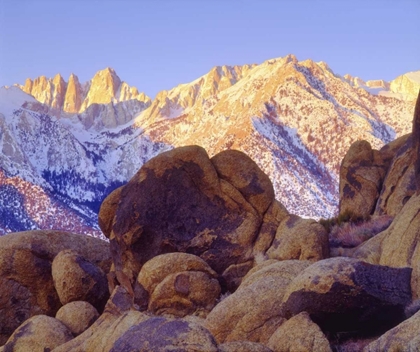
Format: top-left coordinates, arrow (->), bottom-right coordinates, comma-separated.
0,0 -> 419,99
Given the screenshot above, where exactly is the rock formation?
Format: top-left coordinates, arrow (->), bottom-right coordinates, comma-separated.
2,92 -> 420,351
19,68 -> 151,115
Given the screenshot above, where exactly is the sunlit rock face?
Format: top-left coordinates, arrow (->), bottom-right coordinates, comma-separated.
390,72 -> 420,101
64,73 -> 83,113
18,68 -> 151,115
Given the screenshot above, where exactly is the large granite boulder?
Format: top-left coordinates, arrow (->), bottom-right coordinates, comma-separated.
338,140 -> 387,219
267,312 -> 331,352
355,193 -> 420,299
2,315 -> 73,352
136,253 -> 220,317
204,260 -> 311,344
266,214 -> 329,262
52,249 -> 109,312
281,257 -> 412,337
101,146 -> 277,293
0,230 -> 111,345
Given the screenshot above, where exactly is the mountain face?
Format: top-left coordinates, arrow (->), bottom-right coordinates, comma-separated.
0,56 -> 418,235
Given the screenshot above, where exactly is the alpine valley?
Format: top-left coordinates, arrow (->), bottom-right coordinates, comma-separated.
0,55 -> 418,237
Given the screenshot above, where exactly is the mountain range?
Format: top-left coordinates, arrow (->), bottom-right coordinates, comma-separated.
0,54 -> 418,236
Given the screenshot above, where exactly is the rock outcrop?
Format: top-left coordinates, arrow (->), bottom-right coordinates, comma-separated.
373,135 -> 416,216
0,230 -> 110,345
204,260 -> 310,344
281,257 -> 412,336
20,68 -> 151,115
103,146 -> 278,294
354,192 -> 420,299
338,140 -> 387,218
3,91 -> 420,352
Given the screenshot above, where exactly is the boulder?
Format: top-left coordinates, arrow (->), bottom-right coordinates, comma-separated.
2,315 -> 73,352
109,317 -> 219,352
374,135 -> 416,216
354,193 -> 420,299
0,230 -> 110,345
98,185 -> 123,238
105,146 -> 277,291
137,252 -> 217,295
54,286 -> 218,352
53,286 -> 148,351
281,257 -> 412,337
252,200 -> 289,258
135,253 -> 220,316
267,312 -> 332,352
204,260 -> 311,344
55,301 -> 99,336
210,149 -> 275,217
338,140 -> 387,218
52,249 -> 109,312
266,214 -> 329,262
148,271 -> 221,317
219,341 -> 273,352
363,310 -> 420,351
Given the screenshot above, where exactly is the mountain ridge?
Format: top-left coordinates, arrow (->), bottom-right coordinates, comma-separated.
0,55 -> 418,235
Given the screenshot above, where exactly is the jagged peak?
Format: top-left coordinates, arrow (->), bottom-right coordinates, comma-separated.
52,73 -> 65,85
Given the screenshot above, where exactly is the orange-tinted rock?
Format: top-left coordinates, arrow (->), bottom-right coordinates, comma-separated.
266,214 -> 329,262
56,301 -> 99,336
52,249 -> 109,312
205,260 -> 310,344
64,73 -> 83,113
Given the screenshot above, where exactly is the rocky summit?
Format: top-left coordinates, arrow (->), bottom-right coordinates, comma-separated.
0,91 -> 420,351
0,55 -> 419,236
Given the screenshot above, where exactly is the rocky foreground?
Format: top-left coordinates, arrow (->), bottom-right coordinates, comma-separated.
1,93 -> 420,351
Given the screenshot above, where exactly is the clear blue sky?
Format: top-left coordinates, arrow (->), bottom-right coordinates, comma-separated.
1,0 -> 419,98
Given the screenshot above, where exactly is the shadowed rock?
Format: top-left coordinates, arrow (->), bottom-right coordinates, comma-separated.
338,140 -> 387,218
355,192 -> 420,299
364,310 -> 420,351
103,145 -> 277,293
281,257 -> 412,337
